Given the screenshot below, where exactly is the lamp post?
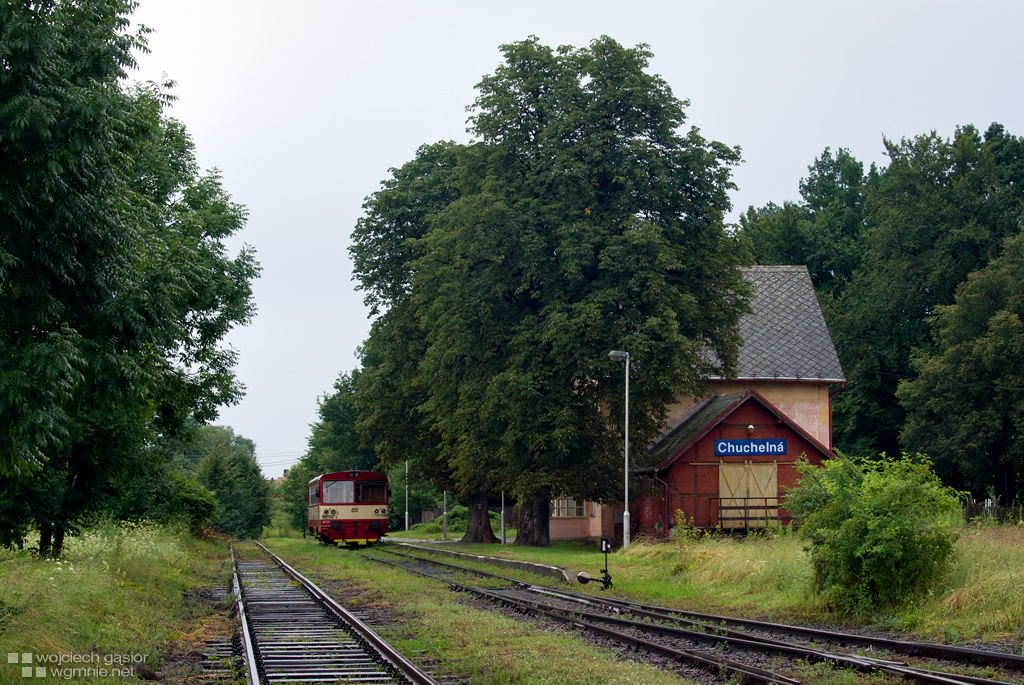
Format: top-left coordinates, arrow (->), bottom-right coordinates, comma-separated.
405,460 -> 409,532
608,349 -> 630,549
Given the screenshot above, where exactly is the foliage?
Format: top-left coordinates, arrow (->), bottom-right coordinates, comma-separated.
829,124 -> 1024,460
0,0 -> 145,476
193,426 -> 271,539
407,504 -> 508,536
739,147 -> 873,300
786,453 -> 963,613
741,124 -> 1024,505
0,520 -> 229,681
897,234 -> 1024,504
385,462 -> 447,534
352,36 -> 750,545
306,372 -> 378,473
280,372 -> 385,532
102,453 -> 219,534
0,0 -> 258,553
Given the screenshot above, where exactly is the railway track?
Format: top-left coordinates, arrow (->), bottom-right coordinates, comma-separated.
364,546 -> 1024,685
231,542 -> 440,684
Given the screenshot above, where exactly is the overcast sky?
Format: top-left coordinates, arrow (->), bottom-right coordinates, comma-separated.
128,0 -> 1024,478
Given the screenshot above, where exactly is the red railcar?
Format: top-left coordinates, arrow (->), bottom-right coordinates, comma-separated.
308,471 -> 389,546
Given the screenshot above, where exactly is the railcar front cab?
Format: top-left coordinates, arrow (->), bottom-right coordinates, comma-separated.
308,471 -> 390,547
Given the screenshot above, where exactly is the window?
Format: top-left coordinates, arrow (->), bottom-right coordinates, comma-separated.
308,486 -> 319,506
356,480 -> 387,503
322,480 -> 354,504
551,497 -> 585,518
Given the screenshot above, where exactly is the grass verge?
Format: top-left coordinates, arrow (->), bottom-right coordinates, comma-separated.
0,521 -> 230,685
261,537 -> 692,685
399,523 -> 1024,647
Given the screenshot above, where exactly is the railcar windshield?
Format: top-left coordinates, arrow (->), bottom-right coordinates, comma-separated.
322,480 -> 354,504
356,480 -> 387,503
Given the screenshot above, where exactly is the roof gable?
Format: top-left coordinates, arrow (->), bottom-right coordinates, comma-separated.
716,266 -> 845,382
647,389 -> 835,471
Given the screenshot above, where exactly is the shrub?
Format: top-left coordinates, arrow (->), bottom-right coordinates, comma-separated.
786,452 -> 962,613
406,506 -> 512,536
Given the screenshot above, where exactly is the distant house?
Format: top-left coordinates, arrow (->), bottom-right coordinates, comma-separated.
272,469 -> 289,487
549,265 -> 845,542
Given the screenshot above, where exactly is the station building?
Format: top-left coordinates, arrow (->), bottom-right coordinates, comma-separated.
549,265 -> 846,542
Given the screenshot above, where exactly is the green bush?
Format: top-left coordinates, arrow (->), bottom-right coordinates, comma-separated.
406,506 -> 512,536
786,453 -> 962,613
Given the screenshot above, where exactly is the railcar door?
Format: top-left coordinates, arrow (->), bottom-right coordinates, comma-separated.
308,483 -> 320,532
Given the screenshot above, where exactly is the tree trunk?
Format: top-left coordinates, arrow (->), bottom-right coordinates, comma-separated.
513,497 -> 550,547
996,461 -> 1017,508
53,524 -> 66,557
459,491 -> 498,544
39,522 -> 52,557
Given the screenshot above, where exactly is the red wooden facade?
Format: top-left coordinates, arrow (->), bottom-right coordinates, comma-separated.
637,390 -> 834,535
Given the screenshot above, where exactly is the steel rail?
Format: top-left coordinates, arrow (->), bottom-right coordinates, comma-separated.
370,547 -> 1023,685
521,588 -> 1023,685
365,551 -> 798,685
391,548 -> 1024,675
231,547 -> 262,685
529,587 -> 1024,672
252,541 -> 438,685
484,586 -> 1018,685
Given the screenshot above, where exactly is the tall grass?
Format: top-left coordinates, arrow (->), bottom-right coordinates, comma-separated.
0,521 -> 229,685
883,524 -> 1024,641
430,522 -> 1024,644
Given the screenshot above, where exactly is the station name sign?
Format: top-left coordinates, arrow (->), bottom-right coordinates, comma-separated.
714,439 -> 787,456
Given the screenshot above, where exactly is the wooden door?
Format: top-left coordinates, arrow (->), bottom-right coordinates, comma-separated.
719,463 -> 747,529
718,462 -> 778,529
747,463 -> 778,525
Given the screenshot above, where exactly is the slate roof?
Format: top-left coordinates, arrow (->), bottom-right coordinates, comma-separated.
645,389 -> 835,470
715,266 -> 845,382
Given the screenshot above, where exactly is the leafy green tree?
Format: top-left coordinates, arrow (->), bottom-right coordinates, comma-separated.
1,0 -> 146,476
739,147 -> 871,300
385,463 -> 446,534
307,373 -> 378,473
0,1 -> 259,553
194,426 -> 270,539
353,37 -> 750,546
897,234 -> 1024,504
830,124 -> 1024,458
786,453 -> 962,613
281,372 -> 383,532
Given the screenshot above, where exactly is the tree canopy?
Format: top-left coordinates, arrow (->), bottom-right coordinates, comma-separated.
0,0 -> 260,552
280,372 -> 383,532
351,36 -> 750,544
194,426 -> 271,540
741,123 -> 1024,503
897,234 -> 1024,504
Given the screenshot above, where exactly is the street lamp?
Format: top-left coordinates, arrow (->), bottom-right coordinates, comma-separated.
608,349 -> 630,549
